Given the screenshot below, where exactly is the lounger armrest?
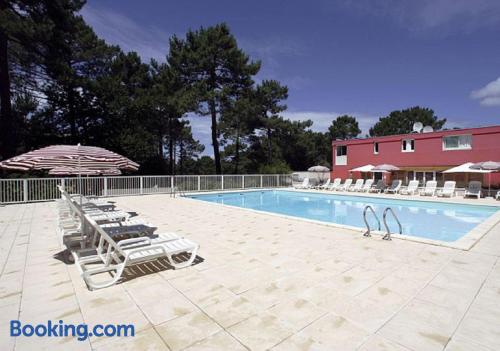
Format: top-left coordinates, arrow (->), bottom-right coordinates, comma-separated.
117,237 -> 151,248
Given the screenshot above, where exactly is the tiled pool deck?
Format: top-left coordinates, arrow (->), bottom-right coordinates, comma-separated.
1,191 -> 500,350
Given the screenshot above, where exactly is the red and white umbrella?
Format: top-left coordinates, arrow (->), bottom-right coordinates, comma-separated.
0,144 -> 139,172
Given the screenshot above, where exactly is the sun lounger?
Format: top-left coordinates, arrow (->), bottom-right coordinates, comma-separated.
348,179 -> 364,192
399,180 -> 419,195
437,181 -> 456,197
464,181 -> 482,199
359,179 -> 374,192
326,178 -> 342,191
496,191 -> 500,200
294,178 -> 310,189
384,180 -> 402,194
369,180 -> 386,193
420,181 -> 437,196
314,178 -> 331,190
73,215 -> 199,290
337,179 -> 353,191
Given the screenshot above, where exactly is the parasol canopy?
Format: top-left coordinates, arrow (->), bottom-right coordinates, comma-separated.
443,163 -> 491,174
307,165 -> 330,172
350,164 -> 374,172
470,161 -> 500,171
372,164 -> 400,172
0,144 -> 139,172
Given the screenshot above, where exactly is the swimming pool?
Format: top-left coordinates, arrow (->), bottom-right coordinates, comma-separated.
188,190 -> 500,242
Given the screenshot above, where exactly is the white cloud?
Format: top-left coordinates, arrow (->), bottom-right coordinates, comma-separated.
80,5 -> 171,62
471,77 -> 500,106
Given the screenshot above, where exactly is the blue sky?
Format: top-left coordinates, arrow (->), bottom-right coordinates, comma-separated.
81,0 -> 500,154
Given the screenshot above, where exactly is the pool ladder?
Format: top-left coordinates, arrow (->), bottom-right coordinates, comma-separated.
363,205 -> 402,240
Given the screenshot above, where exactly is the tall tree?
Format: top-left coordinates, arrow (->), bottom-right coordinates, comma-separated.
328,115 -> 361,140
168,23 -> 260,174
369,106 -> 446,136
254,80 -> 288,165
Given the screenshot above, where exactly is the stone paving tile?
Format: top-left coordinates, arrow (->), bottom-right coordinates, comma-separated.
0,194 -> 500,350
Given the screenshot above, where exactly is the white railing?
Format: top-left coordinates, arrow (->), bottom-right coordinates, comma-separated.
0,174 -> 293,204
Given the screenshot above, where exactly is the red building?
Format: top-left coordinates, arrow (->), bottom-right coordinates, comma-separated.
331,125 -> 500,188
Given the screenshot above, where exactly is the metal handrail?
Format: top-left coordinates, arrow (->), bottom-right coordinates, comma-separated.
382,207 -> 402,240
363,205 -> 381,237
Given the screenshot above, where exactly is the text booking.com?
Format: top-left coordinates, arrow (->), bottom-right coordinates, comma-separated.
10,320 -> 135,341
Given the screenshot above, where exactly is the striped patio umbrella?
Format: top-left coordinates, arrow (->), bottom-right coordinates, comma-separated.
0,144 -> 139,172
0,144 -> 139,201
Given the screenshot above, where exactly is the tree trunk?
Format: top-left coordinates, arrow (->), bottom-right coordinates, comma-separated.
209,98 -> 222,174
233,126 -> 241,174
266,128 -> 272,164
0,22 -> 15,159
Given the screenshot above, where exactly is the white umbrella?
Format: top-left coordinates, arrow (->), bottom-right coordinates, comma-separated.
372,164 -> 400,172
350,164 -> 374,172
470,161 -> 500,171
307,165 -> 330,172
443,163 -> 491,173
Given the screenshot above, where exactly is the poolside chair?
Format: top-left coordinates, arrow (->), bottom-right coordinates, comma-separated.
294,178 -> 310,189
369,180 -> 386,193
337,179 -> 353,191
359,179 -> 374,192
464,181 -> 482,199
73,215 -> 199,290
496,191 -> 500,200
399,180 -> 419,195
437,181 -> 456,198
420,181 -> 437,196
326,178 -> 342,191
71,194 -> 115,211
314,178 -> 331,190
348,179 -> 364,192
384,180 -> 402,194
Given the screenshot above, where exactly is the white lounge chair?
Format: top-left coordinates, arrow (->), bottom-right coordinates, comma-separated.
359,179 -> 374,192
337,179 -> 353,191
437,181 -> 456,198
420,181 -> 437,196
496,191 -> 500,200
326,178 -> 342,191
464,181 -> 482,199
384,180 -> 402,194
73,215 -> 199,290
348,179 -> 364,192
314,178 -> 331,190
294,178 -> 310,189
399,180 -> 419,195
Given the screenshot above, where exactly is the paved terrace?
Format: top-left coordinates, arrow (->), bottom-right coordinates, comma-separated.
1,192 -> 500,351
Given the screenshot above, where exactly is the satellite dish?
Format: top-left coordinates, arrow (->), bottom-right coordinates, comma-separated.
412,122 -> 423,133
422,125 -> 434,133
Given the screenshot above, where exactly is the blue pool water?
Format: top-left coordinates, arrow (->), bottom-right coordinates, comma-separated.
188,190 -> 499,242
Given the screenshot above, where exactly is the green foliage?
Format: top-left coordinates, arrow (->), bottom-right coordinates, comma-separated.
328,115 -> 361,140
369,106 -> 446,137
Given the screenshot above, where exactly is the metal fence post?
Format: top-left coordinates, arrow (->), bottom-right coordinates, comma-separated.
197,176 -> 201,191
260,175 -> 263,188
103,177 -> 108,196
23,179 -> 28,203
171,176 -> 174,193
242,175 -> 245,189
140,176 -> 143,194
221,175 -> 224,190
61,178 -> 65,191
276,174 -> 279,187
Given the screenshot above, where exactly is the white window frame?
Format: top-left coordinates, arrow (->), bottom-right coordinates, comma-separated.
335,145 -> 347,165
401,139 -> 415,153
442,134 -> 472,151
373,142 -> 379,154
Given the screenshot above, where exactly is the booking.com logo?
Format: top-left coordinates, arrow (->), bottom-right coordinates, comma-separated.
10,320 -> 135,341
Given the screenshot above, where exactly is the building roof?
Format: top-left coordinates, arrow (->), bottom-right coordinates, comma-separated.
331,124 -> 500,146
